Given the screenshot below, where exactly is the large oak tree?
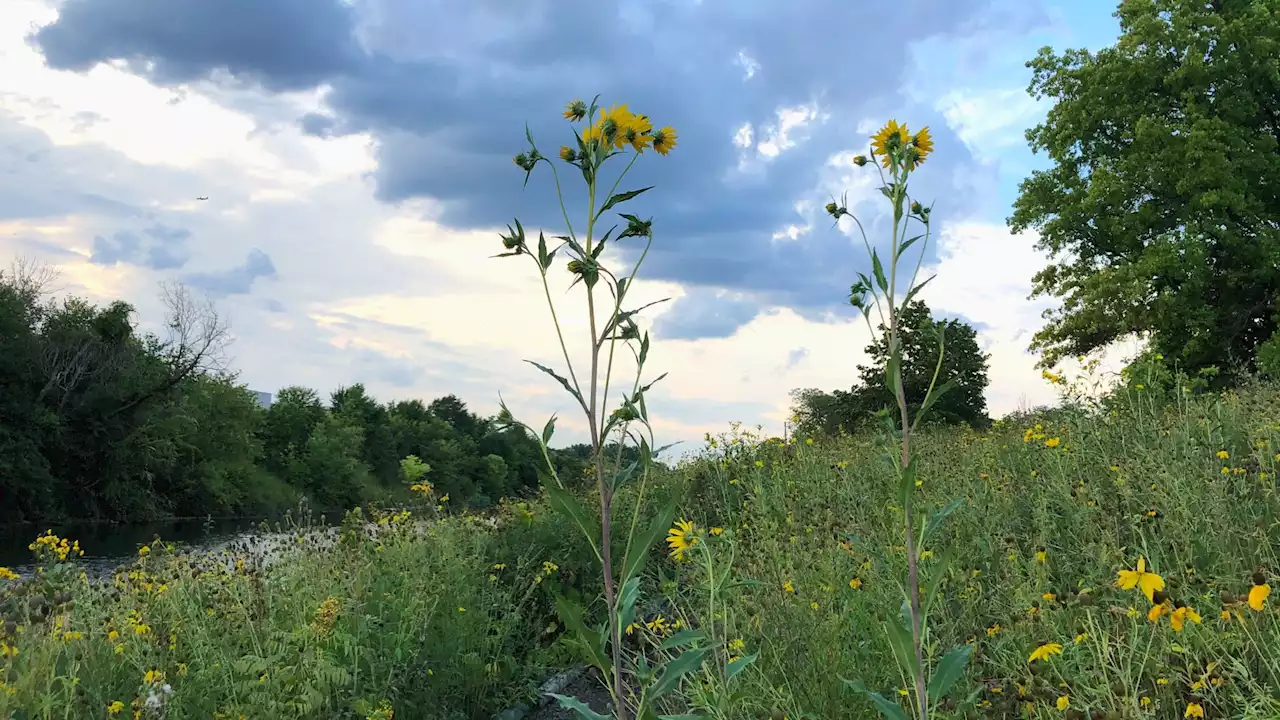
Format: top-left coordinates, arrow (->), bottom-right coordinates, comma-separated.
1010,0 -> 1280,382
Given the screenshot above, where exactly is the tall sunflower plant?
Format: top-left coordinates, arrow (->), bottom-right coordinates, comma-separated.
494,96 -> 698,720
826,121 -> 975,720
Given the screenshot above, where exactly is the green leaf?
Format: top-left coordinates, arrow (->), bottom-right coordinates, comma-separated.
897,234 -> 924,261
842,679 -> 910,720
525,360 -> 583,405
896,457 -> 917,507
916,378 -> 957,425
617,576 -> 642,633
885,351 -> 902,407
926,644 -> 973,702
657,629 -> 706,651
871,248 -> 889,294
922,498 -> 964,546
883,615 -> 918,678
541,414 -> 557,445
546,693 -> 610,720
902,274 -> 935,307
648,647 -> 710,700
553,597 -> 609,673
922,549 -> 954,615
621,500 -> 675,587
546,484 -> 599,554
596,186 -> 654,218
726,652 -> 758,681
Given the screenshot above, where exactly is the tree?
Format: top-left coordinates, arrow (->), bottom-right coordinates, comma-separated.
792,300 -> 990,435
1009,0 -> 1280,381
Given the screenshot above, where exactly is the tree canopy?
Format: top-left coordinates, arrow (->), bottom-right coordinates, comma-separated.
1009,0 -> 1280,381
791,300 -> 990,436
0,263 -> 597,524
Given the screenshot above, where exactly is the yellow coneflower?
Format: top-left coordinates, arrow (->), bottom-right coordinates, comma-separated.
1249,577 -> 1271,611
911,127 -> 934,163
1056,695 -> 1070,711
1185,702 -> 1205,718
1170,604 -> 1202,632
1027,642 -> 1063,664
1116,556 -> 1165,602
666,519 -> 698,561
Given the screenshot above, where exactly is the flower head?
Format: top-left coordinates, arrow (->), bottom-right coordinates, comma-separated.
652,126 -> 678,156
1028,642 -> 1063,664
1116,556 -> 1165,603
871,120 -> 911,167
666,519 -> 698,561
563,99 -> 586,122
1249,581 -> 1271,611
1185,702 -> 1205,718
1170,604 -> 1202,632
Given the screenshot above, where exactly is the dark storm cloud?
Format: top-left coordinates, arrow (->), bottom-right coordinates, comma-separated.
29,0 -> 1046,334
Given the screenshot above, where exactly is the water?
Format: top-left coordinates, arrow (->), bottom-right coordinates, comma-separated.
0,516 -> 333,579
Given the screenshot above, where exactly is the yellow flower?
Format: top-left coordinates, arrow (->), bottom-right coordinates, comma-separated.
108,701 -> 125,715
1170,605 -> 1202,632
1044,437 -> 1061,448
849,577 -> 863,591
1216,450 -> 1230,459
563,98 -> 586,122
1042,592 -> 1057,602
710,527 -> 724,536
143,669 -> 165,684
1185,702 -> 1205,718
783,581 -> 795,593
871,120 -> 910,168
1035,550 -> 1048,564
1140,696 -> 1152,707
1116,556 -> 1165,602
1149,597 -> 1171,623
0,568 -> 18,582
1249,583 -> 1271,611
138,545 -> 151,556
1056,695 -> 1070,711
1028,642 -> 1063,663
986,624 -> 1001,636
666,519 -> 698,561
652,126 -> 678,156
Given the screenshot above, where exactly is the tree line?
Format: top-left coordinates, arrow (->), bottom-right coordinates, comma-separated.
0,261 -> 610,524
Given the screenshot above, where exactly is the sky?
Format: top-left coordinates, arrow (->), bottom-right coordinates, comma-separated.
0,0 -> 1144,452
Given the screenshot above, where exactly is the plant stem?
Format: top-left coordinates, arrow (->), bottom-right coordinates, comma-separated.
886,170 -> 929,720
585,176 -> 627,720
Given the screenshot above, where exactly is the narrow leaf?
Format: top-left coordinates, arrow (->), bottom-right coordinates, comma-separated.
546,485 -> 599,555
648,647 -> 711,699
922,549 -> 954,615
621,500 -> 675,586
926,645 -> 973,702
554,598 -> 609,673
542,414 -> 557,445
657,629 -> 706,651
883,615 -> 919,677
897,234 -> 924,261
922,498 -> 965,546
596,186 -> 654,218
525,360 -> 583,405
902,274 -> 936,307
871,248 -> 889,294
617,576 -> 642,632
546,693 -> 610,720
725,652 -> 758,681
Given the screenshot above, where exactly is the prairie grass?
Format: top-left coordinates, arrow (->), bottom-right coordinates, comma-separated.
4,381 -> 1280,718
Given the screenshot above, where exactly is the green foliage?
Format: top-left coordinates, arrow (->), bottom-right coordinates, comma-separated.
791,300 -> 990,437
0,266 -> 588,525
1009,0 -> 1280,382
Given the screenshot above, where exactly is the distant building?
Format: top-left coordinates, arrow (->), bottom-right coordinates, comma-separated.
251,390 -> 273,409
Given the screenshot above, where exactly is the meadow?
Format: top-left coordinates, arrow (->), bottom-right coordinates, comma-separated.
2,371 -> 1279,719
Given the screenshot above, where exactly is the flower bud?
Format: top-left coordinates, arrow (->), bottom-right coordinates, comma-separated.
559,146 -> 577,162
910,200 -> 923,215
563,99 -> 587,122
852,155 -> 868,167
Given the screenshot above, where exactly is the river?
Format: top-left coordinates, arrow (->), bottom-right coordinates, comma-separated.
0,516 -> 336,579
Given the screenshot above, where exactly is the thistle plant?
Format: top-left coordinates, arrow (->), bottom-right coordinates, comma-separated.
826,121 -> 972,719
494,97 -> 694,720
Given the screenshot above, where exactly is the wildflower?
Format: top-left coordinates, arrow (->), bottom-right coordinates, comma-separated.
138,545 -> 151,556
666,519 -> 698,561
1056,696 -> 1070,711
457,607 -> 466,613
1249,578 -> 1271,611
1185,702 -> 1205,718
849,577 -> 863,591
652,126 -> 678,155
871,120 -> 910,168
911,127 -> 934,163
1216,450 -> 1230,460
986,624 -> 1001,636
1028,642 -> 1063,663
0,568 -> 17,582
1116,556 -> 1165,602
728,638 -> 745,651
852,154 -> 868,167
710,527 -> 724,536
645,615 -> 670,635
1045,437 -> 1061,448
1170,604 -> 1202,632
810,601 -> 820,610
144,669 -> 165,684
1140,696 -> 1152,707
783,581 -> 795,593
563,99 -> 586,122
1036,549 -> 1048,564
1042,592 -> 1057,602
1149,591 -> 1172,623
108,701 -> 125,715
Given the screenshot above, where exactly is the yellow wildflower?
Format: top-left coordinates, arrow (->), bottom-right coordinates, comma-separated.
0,568 -> 18,582
871,120 -> 910,168
652,126 -> 678,156
1249,582 -> 1271,611
783,581 -> 795,593
849,577 -> 863,591
1056,695 -> 1070,711
666,519 -> 698,561
1185,702 -> 1205,718
1116,557 -> 1165,602
1044,437 -> 1061,448
1028,642 -> 1063,663
108,701 -> 125,715
1170,605 -> 1202,632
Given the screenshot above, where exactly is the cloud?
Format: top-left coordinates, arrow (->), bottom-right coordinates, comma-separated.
183,248 -> 277,297
89,223 -> 191,269
654,287 -> 764,340
25,0 -> 1044,336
